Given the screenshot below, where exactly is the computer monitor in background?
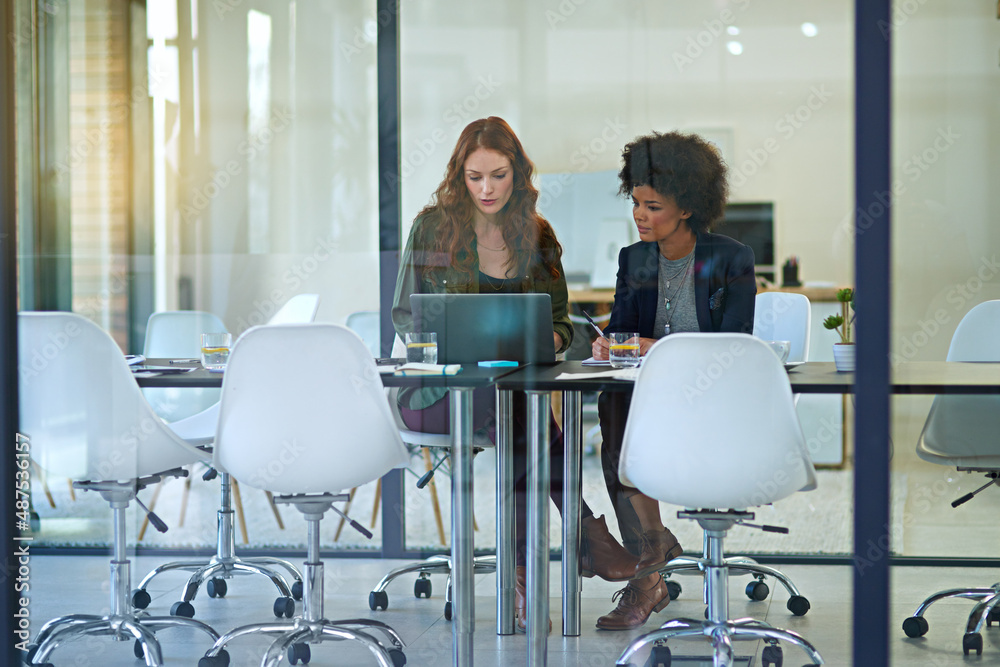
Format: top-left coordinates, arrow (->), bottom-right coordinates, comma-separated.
712,202 -> 775,282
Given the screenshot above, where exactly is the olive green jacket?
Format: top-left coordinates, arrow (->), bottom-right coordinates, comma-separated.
392,213 -> 574,410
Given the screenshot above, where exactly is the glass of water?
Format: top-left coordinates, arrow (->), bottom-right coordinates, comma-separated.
200,332 -> 232,370
405,332 -> 438,364
608,332 -> 640,368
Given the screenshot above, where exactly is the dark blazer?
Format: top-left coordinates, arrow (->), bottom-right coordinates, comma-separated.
605,231 -> 757,337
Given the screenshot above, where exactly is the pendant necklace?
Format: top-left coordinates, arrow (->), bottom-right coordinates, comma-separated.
662,253 -> 694,336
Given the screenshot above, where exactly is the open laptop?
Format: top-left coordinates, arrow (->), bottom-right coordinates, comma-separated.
410,293 -> 557,364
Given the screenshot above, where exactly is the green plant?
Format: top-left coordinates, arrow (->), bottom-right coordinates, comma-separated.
822,288 -> 855,344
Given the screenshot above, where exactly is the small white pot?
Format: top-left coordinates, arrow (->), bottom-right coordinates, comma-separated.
833,343 -> 855,372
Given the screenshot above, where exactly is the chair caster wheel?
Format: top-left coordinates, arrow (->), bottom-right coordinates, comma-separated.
787,595 -> 810,616
207,577 -> 228,598
273,596 -> 295,618
761,644 -> 783,667
664,579 -> 682,600
24,643 -> 38,664
198,649 -> 230,667
133,639 -> 146,659
414,575 -> 432,598
131,588 -> 151,609
963,632 -> 983,656
291,579 -> 304,600
170,600 -> 195,617
388,647 -> 407,667
746,580 -> 769,601
369,590 -> 389,611
988,606 -> 1000,627
287,642 -> 311,665
444,600 -> 452,621
644,643 -> 671,667
902,615 -> 928,638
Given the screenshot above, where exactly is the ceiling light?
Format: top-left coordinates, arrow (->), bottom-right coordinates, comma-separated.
801,22 -> 818,37
726,41 -> 744,56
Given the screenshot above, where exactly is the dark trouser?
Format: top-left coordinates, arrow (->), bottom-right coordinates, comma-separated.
598,390 -> 644,558
400,387 -> 594,566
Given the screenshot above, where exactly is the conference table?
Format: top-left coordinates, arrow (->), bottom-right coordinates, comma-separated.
496,359 -> 1000,667
136,358 -> 1000,667
134,358 -> 519,667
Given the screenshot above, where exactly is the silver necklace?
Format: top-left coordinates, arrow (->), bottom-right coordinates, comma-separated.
661,253 -> 694,336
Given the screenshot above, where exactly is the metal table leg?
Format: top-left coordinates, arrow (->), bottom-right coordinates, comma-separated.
496,389 -> 515,635
450,388 -> 475,667
561,390 -> 582,636
526,390 -> 551,666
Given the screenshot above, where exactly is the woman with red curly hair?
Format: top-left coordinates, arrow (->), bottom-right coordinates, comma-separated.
392,117 -> 635,632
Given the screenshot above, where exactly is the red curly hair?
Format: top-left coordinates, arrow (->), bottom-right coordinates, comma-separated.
417,117 -> 562,287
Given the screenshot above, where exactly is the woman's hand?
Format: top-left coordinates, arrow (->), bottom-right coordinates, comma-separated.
553,332 -> 564,352
639,337 -> 657,356
591,335 -> 610,360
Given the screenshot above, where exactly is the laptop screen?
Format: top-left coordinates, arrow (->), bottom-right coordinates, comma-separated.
410,293 -> 557,364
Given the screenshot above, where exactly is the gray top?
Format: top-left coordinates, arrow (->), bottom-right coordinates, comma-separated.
653,248 -> 698,338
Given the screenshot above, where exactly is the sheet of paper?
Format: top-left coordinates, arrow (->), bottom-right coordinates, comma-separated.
555,368 -> 639,381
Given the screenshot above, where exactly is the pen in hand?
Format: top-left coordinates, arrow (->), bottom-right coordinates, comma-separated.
581,310 -> 606,339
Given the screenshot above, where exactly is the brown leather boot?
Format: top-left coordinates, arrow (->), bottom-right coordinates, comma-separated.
595,574 -> 671,631
514,565 -> 552,634
580,515 -> 640,582
634,528 -> 683,579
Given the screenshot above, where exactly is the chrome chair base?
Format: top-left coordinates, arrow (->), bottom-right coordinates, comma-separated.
202,494 -> 405,667
902,583 -> 1000,656
134,473 -> 303,617
368,554 -> 497,619
618,511 -> 824,667
28,482 -> 220,667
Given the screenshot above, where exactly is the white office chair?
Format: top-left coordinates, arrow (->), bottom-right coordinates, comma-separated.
18,312 -> 221,666
142,310 -> 226,421
902,300 -> 1000,656
615,333 -> 824,667
753,292 -> 811,363
267,293 -> 320,325
367,335 -> 495,620
133,300 -> 328,619
197,324 -> 408,667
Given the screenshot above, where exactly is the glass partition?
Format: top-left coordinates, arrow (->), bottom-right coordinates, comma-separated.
400,0 -> 855,554
890,2 -> 1000,558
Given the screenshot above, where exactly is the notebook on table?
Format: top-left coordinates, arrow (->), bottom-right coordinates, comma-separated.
410,293 -> 557,364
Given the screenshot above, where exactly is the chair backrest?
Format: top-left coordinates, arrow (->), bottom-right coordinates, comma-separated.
214,324 -> 409,494
267,294 -> 320,325
346,310 -> 381,358
918,300 -> 1000,467
143,310 -> 228,357
945,300 -> 1000,362
620,333 -> 816,509
18,312 -> 204,481
142,310 -> 227,421
753,292 -> 811,363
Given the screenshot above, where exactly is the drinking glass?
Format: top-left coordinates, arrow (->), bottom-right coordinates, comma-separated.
608,332 -> 640,368
200,332 -> 232,370
405,332 -> 438,364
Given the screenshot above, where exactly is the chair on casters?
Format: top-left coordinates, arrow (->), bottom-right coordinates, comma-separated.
198,323 -> 408,667
367,336 -> 496,620
614,333 -> 824,667
646,291 -> 815,609
132,310 -> 304,619
901,299 -> 1000,657
18,312 -> 222,666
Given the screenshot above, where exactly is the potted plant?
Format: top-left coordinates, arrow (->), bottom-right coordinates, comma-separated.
823,288 -> 855,371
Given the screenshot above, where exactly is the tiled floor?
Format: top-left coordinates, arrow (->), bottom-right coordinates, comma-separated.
24,553 -> 1000,666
